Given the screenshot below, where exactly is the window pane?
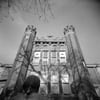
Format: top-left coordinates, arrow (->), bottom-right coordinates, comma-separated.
33,51 -> 41,65
51,51 -> 57,58
42,51 -> 49,65
59,51 -> 66,64
43,51 -> 48,58
51,51 -> 57,64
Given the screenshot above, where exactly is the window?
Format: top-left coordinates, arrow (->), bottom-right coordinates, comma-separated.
51,51 -> 57,58
59,51 -> 66,64
42,51 -> 49,65
34,51 -> 41,58
42,51 -> 48,58
33,51 -> 41,65
51,51 -> 57,64
61,74 -> 69,83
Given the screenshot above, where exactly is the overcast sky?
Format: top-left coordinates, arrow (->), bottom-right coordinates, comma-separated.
0,0 -> 100,64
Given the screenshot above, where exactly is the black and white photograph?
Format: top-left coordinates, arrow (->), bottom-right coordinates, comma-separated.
0,0 -> 100,100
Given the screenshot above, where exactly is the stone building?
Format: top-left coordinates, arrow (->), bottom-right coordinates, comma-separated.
0,25 -> 100,99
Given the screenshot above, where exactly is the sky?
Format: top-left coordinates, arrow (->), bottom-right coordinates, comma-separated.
0,0 -> 100,64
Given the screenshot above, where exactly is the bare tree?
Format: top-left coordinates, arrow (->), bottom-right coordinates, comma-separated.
0,0 -> 54,22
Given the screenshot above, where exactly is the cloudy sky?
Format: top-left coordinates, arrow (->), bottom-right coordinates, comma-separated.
0,0 -> 100,64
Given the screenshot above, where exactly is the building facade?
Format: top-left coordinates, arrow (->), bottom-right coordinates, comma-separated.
0,25 -> 100,98
27,36 -> 71,94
